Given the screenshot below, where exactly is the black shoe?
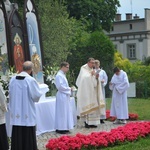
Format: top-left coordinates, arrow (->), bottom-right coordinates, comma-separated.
89,125 -> 97,128
84,122 -> 97,128
64,130 -> 69,132
77,116 -> 80,119
100,119 -> 105,124
56,130 -> 68,134
84,122 -> 90,128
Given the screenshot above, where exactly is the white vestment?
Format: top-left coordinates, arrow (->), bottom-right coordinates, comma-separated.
76,64 -> 105,125
0,86 -> 7,124
97,69 -> 108,119
9,72 -> 42,126
55,70 -> 74,130
109,70 -> 129,119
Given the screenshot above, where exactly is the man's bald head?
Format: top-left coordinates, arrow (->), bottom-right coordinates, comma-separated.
23,61 -> 33,72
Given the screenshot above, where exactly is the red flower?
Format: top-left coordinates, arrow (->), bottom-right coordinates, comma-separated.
106,110 -> 138,121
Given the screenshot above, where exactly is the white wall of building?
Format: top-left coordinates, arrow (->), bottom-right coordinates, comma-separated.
108,9 -> 150,61
112,20 -> 145,34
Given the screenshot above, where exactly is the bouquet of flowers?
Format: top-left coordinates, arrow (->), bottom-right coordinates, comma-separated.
43,66 -> 59,96
0,67 -> 17,99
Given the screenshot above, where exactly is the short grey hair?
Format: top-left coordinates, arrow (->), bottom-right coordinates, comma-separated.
23,61 -> 33,71
87,57 -> 95,62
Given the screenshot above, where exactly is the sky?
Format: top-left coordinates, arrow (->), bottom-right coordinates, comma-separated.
118,0 -> 150,20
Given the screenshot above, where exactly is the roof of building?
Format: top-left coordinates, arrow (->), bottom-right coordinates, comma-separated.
113,18 -> 145,24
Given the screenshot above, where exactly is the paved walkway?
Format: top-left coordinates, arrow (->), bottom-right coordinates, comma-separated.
37,120 -> 125,150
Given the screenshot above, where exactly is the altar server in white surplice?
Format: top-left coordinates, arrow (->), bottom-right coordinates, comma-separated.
95,60 -> 108,124
55,62 -> 74,134
9,61 -> 42,150
109,67 -> 129,124
76,58 -> 105,128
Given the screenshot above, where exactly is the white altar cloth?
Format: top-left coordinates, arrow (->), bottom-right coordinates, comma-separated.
6,97 -> 77,136
39,83 -> 49,102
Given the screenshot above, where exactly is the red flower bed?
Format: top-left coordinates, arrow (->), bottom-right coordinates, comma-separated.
46,122 -> 150,150
106,110 -> 138,121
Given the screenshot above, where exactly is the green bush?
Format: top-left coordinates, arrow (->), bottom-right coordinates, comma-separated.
128,62 -> 150,98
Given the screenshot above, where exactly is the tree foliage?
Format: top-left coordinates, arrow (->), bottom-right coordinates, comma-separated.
142,56 -> 150,66
64,0 -> 120,32
38,0 -> 77,66
12,0 -> 120,32
114,52 -> 132,72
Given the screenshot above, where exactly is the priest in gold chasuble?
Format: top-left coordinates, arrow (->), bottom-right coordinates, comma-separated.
76,58 -> 105,128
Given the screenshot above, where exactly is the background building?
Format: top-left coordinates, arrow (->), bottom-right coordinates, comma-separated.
108,8 -> 150,62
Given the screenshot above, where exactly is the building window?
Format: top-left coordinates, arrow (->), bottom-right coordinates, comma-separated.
129,24 -> 132,30
111,26 -> 114,31
127,44 -> 136,59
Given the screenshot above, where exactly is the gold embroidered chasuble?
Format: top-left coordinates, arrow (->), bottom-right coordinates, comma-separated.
76,64 -> 105,125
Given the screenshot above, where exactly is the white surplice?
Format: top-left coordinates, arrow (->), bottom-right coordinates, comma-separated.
9,72 -> 42,126
109,70 -> 129,119
0,86 -> 7,124
97,69 -> 108,119
99,69 -> 108,99
76,64 -> 105,125
54,70 -> 74,130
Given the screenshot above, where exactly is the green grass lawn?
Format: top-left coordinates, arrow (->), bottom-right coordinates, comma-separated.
104,136 -> 150,150
106,98 -> 150,120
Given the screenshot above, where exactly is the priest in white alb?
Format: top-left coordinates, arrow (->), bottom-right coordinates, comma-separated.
109,67 -> 129,124
55,62 -> 74,134
95,60 -> 108,124
9,61 -> 42,150
76,58 -> 105,128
